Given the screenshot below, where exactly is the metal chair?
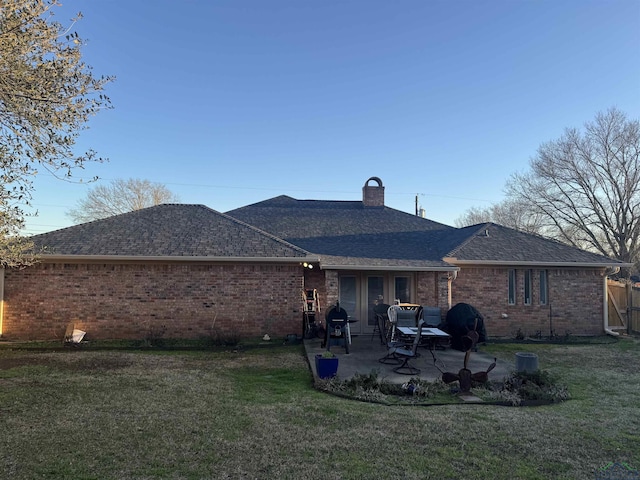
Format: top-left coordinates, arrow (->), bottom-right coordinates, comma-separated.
389,319 -> 425,375
422,306 -> 442,328
396,308 -> 418,328
371,303 -> 390,344
378,306 -> 409,365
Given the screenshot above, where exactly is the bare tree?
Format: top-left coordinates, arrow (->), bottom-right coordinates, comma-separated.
67,178 -> 180,223
506,108 -> 640,275
455,199 -> 545,234
0,0 -> 112,266
455,206 -> 491,227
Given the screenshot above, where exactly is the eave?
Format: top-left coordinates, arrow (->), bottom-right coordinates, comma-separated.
443,257 -> 634,269
319,263 -> 459,272
39,254 -> 320,265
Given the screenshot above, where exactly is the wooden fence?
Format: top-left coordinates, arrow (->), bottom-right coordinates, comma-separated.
607,280 -> 640,335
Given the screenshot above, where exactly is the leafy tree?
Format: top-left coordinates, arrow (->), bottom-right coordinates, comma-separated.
506,108 -> 640,276
0,0 -> 113,266
67,178 -> 180,223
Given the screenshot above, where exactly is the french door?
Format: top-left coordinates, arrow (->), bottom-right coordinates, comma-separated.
338,273 -> 415,335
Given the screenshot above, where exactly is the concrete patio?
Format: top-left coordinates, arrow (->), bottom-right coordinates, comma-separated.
304,334 -> 513,384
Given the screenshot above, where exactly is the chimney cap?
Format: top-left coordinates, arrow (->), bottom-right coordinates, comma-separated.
365,176 -> 383,187
362,177 -> 385,207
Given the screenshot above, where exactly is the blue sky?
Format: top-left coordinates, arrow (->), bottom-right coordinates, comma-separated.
23,0 -> 640,234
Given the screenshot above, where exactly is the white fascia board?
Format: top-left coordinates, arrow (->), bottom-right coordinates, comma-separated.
41,255 -> 320,264
319,264 -> 459,272
444,258 -> 634,268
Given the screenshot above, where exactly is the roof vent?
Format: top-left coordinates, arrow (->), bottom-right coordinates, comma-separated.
363,177 -> 385,207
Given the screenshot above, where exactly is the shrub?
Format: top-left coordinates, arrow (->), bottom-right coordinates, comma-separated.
317,370 -> 450,403
478,369 -> 571,405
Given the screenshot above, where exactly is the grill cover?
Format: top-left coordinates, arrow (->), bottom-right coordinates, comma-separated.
442,303 -> 487,351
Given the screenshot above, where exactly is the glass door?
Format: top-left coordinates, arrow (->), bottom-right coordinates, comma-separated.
366,276 -> 385,334
338,276 -> 358,332
338,272 -> 415,335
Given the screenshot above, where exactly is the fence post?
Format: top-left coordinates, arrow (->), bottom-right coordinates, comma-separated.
629,283 -> 634,335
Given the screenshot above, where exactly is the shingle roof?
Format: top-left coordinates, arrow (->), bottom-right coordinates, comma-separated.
446,223 -> 628,265
32,204 -> 309,259
227,197 -> 463,269
227,198 -> 626,269
227,196 -> 451,238
32,198 -> 626,270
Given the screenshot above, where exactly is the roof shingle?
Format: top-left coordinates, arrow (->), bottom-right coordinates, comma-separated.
32,204 -> 309,258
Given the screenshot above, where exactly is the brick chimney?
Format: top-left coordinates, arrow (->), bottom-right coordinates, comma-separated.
362,177 -> 385,207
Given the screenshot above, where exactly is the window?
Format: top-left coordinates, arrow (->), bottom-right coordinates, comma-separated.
338,276 -> 357,321
524,269 -> 533,305
394,276 -> 411,304
508,269 -> 516,305
539,270 -> 548,305
367,276 -> 384,327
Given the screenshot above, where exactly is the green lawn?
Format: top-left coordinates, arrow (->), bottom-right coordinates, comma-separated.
0,337 -> 638,479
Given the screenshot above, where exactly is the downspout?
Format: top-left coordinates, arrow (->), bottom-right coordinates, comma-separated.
447,270 -> 458,310
603,267 -> 620,337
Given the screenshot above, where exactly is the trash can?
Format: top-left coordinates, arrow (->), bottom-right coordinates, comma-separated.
515,352 -> 539,373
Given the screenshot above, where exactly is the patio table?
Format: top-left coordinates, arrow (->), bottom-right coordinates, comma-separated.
397,326 -> 450,350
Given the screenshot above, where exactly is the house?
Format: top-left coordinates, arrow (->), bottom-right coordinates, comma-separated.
0,205 -> 315,341
0,177 -> 630,341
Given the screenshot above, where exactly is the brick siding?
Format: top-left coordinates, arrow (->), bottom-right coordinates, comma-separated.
2,263 -> 608,341
451,266 -> 606,337
2,262 -> 303,341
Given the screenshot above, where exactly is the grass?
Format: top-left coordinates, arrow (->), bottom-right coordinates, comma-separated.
0,337 -> 639,479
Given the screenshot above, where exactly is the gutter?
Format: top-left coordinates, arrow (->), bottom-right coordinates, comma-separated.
444,258 -> 635,269
39,255 -> 320,264
319,264 -> 459,272
603,267 -> 621,337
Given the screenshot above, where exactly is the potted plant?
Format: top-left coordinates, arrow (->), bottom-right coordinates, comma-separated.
315,351 -> 339,379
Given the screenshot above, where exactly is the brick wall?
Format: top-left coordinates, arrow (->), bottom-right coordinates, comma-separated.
303,268 -> 327,312
415,271 -> 450,321
2,262 -> 304,341
451,266 -> 606,337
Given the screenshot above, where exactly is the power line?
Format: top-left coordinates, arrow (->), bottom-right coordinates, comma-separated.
36,172 -> 498,204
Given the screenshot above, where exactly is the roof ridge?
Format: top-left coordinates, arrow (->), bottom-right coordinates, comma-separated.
29,203 -> 209,238
444,222 -> 492,258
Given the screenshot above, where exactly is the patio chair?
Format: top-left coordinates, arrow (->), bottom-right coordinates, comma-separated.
420,306 -> 449,350
386,305 -> 400,342
378,307 -> 418,366
371,303 -> 390,344
421,306 -> 442,328
396,308 -> 418,328
389,319 -> 425,375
